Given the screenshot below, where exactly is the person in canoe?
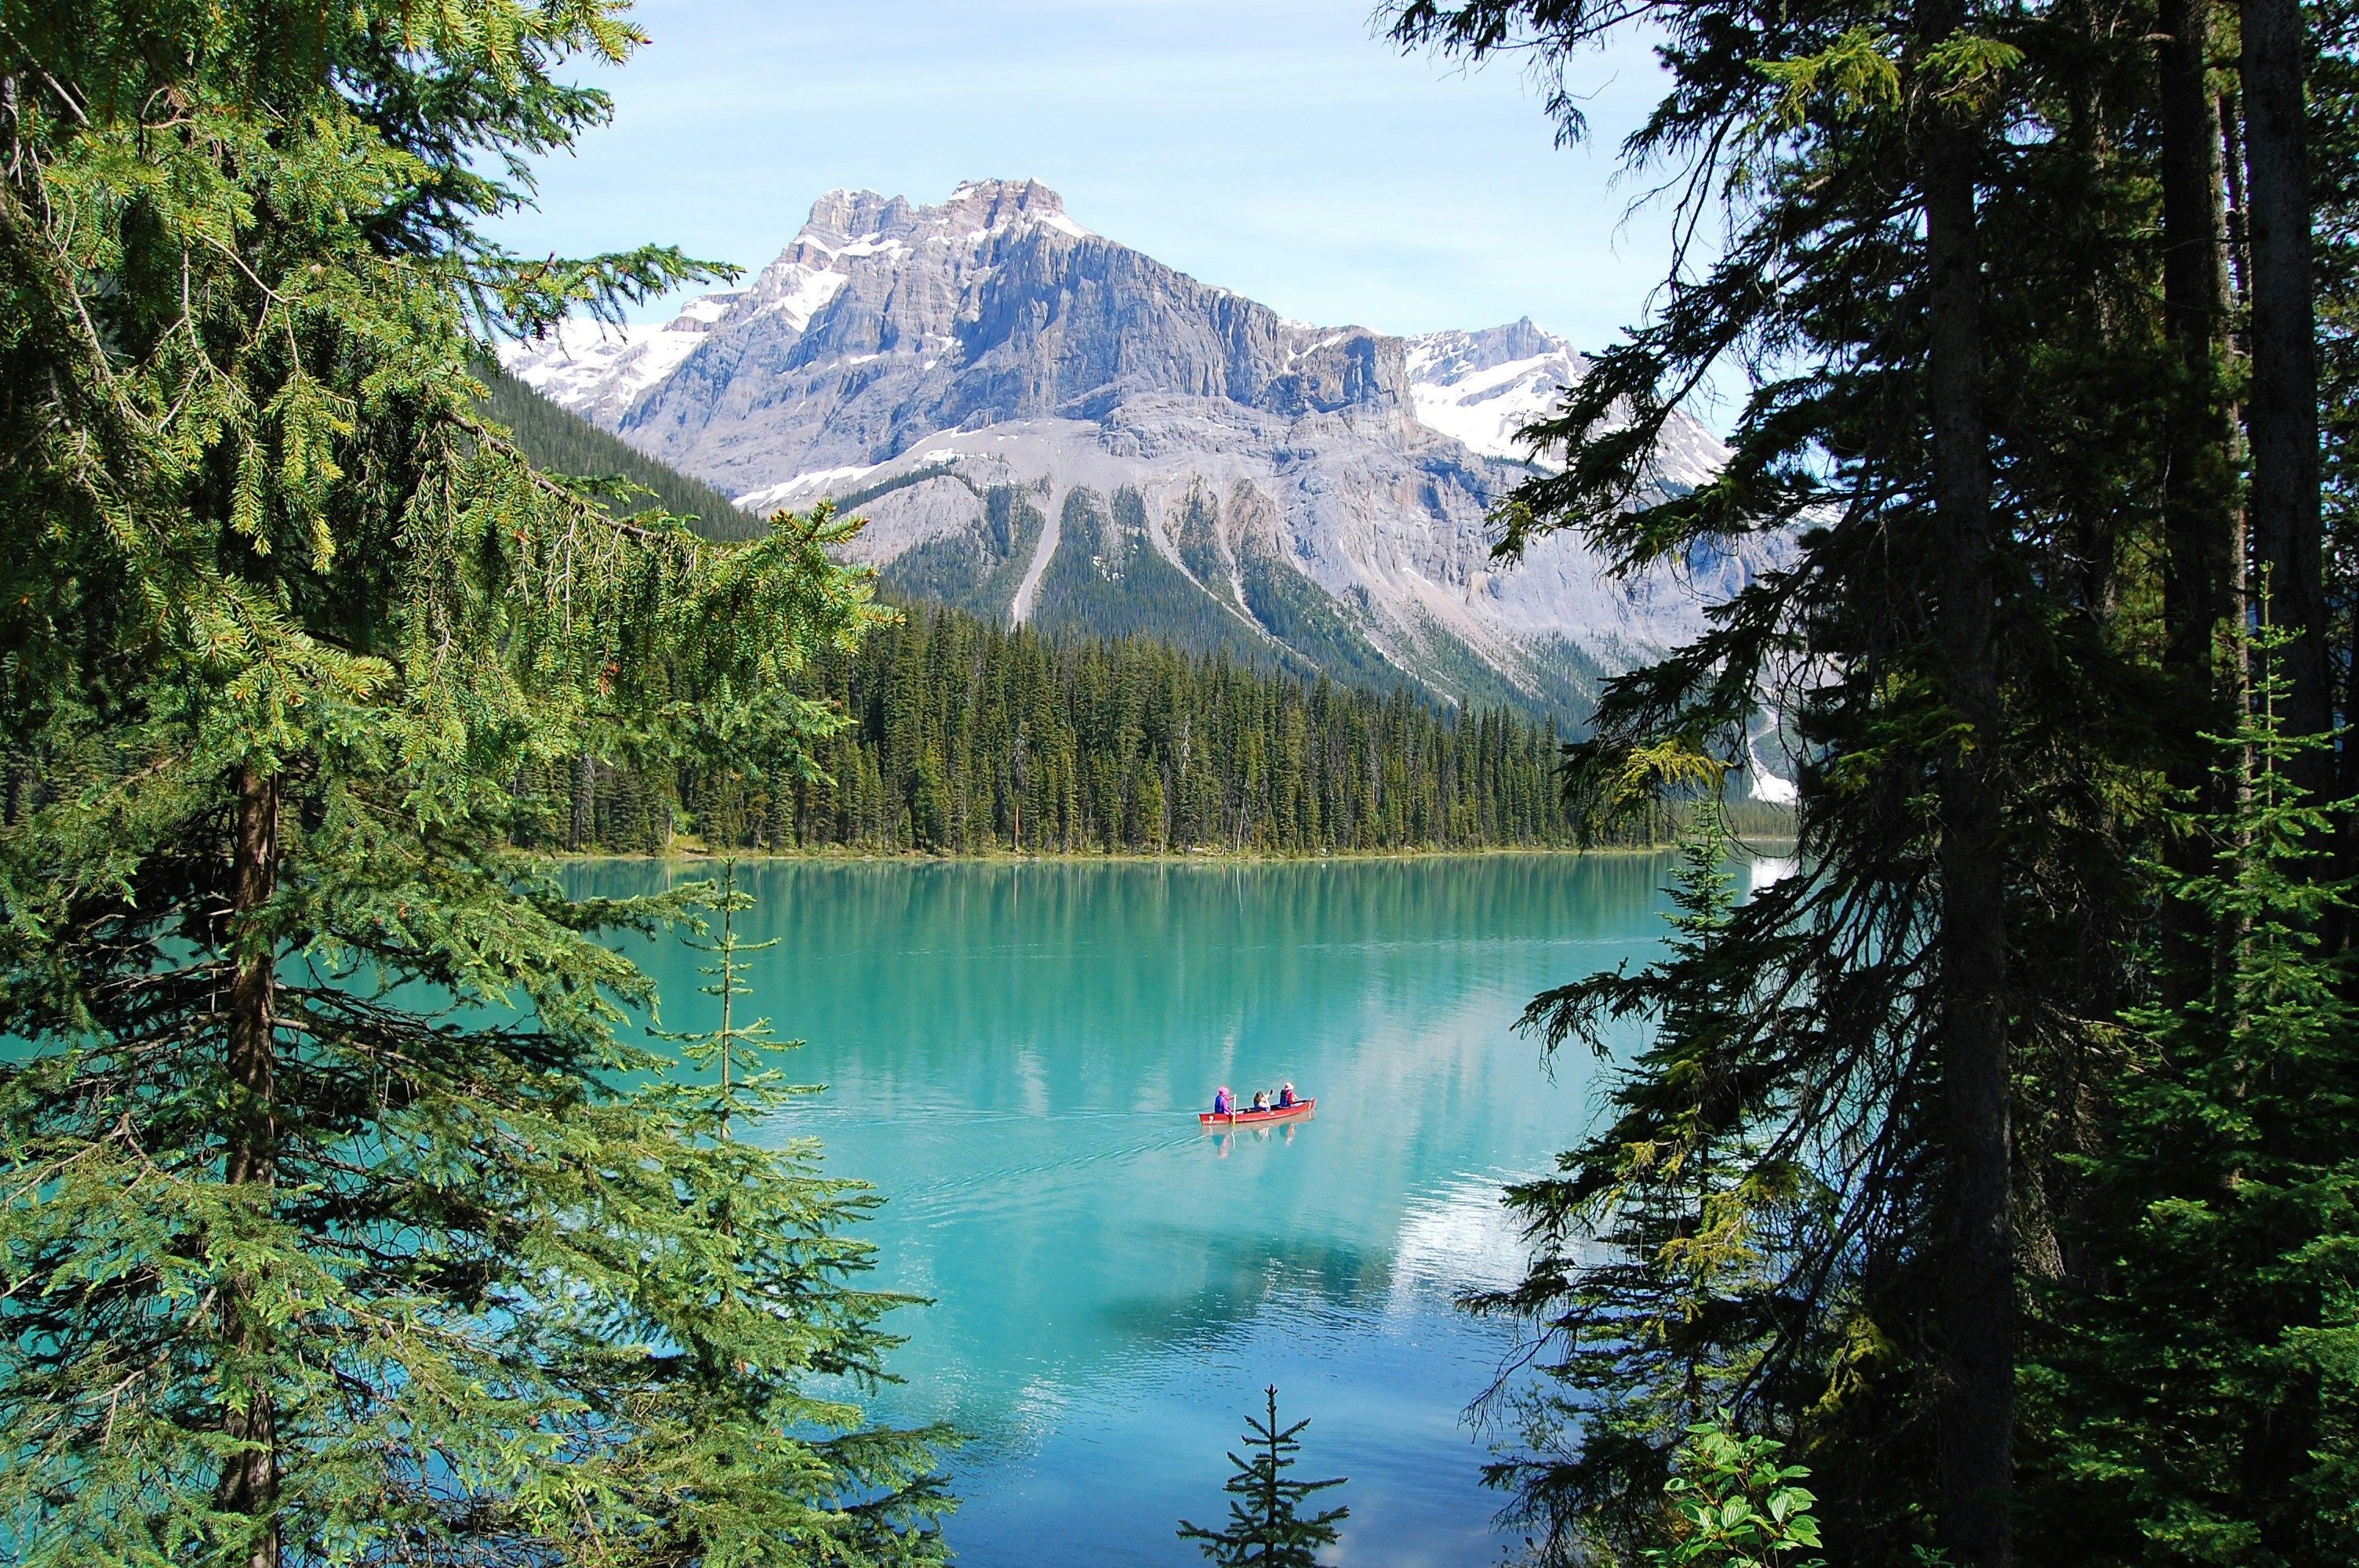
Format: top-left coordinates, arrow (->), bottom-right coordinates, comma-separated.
1250,1090 -> 1270,1112
1212,1086 -> 1234,1116
1277,1082 -> 1297,1109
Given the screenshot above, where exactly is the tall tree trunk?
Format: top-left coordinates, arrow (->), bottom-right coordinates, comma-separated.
1921,20 -> 2015,1564
2160,0 -> 2243,689
2241,0 -> 2330,789
2236,10 -> 2330,1545
217,764 -> 281,1568
2158,0 -> 2248,993
2223,89 -> 2250,307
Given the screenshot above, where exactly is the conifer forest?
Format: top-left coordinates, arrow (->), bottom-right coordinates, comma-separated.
1,0 -> 2357,1566
545,607 -> 1592,857
474,373 -> 1649,859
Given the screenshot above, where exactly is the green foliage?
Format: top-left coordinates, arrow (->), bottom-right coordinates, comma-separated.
1649,1417 -> 1826,1568
1476,800 -> 1830,1564
1032,487 -> 1291,668
1232,534 -> 1405,694
2023,623 -> 2359,1566
475,361 -> 769,539
654,859 -> 795,1137
0,2 -> 942,1563
1178,1385 -> 1349,1568
880,482 -> 1046,618
1390,0 -> 2237,1560
550,602 -> 1656,857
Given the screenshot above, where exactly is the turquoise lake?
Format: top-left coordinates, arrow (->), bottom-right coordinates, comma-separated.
568,853 -> 1740,1566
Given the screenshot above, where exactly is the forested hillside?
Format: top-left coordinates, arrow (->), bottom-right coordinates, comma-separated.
480,360 -> 1784,856
533,604 -> 1780,855
482,364 -> 1615,720
475,361 -> 768,539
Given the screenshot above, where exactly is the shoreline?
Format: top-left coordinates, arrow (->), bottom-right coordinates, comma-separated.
542,837 -> 1797,868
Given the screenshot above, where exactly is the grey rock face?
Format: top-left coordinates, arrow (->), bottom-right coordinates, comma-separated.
503,179 -> 1754,725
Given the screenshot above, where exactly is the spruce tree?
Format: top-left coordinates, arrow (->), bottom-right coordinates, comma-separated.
638,863 -> 948,1561
1391,1 -> 2205,1561
0,5 -> 942,1564
1177,1386 -> 1349,1568
2024,622 -> 2359,1566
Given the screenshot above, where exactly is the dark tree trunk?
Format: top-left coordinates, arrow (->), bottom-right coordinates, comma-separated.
2344,605 -> 2359,928
1921,21 -> 2015,1565
2160,0 -> 2242,693
2236,9 -> 2331,1544
217,764 -> 281,1568
2157,0 -> 2248,992
2223,90 -> 2250,307
2241,0 -> 2331,787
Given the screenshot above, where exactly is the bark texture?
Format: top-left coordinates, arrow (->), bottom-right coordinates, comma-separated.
217,764 -> 282,1568
1921,24 -> 2016,1565
2157,0 -> 2249,996
2240,0 -> 2330,785
2159,0 -> 2242,695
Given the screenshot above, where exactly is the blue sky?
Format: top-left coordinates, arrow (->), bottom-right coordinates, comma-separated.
488,0 -> 1682,350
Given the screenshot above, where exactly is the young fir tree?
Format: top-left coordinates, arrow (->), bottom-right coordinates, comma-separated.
656,860 -> 793,1141
1472,764 -> 1834,1566
2024,621 -> 2359,1567
634,862 -> 946,1561
0,5 -> 942,1565
1177,1386 -> 1350,1568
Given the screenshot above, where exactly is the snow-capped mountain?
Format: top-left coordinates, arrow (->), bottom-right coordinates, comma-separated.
503,179 -> 1751,724
1402,320 -> 1727,489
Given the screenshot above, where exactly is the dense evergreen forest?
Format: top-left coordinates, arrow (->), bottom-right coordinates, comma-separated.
474,361 -> 769,539
542,605 -> 1619,855
478,356 -> 1776,857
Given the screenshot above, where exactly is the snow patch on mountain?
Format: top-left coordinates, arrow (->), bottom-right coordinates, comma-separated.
508,290 -> 744,428
1403,318 -> 1581,465
1402,318 -> 1728,491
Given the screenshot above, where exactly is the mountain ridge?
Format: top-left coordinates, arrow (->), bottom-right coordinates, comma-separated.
503,178 -> 1757,726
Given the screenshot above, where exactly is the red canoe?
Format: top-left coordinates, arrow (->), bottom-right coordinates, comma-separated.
1200,1098 -> 1315,1127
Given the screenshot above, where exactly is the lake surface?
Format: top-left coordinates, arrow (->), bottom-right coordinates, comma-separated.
569,854 -> 1701,1567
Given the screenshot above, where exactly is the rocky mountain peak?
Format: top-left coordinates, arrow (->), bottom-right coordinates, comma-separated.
784,178 -> 1089,260
936,177 -> 1089,237
1405,318 -> 1570,383
502,180 -> 1761,750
